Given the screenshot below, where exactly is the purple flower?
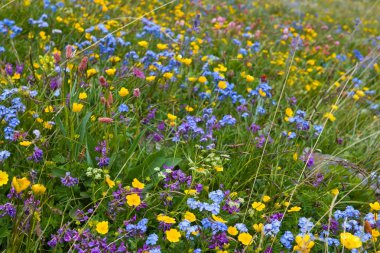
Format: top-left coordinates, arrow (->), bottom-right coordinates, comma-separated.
28,146 -> 43,162
0,202 -> 16,218
95,140 -> 109,167
15,64 -> 24,74
61,172 -> 79,187
248,123 -> 260,134
5,63 -> 13,75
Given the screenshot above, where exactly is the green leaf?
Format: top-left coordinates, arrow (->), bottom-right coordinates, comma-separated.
51,167 -> 66,177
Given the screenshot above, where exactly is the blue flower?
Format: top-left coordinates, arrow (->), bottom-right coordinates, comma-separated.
118,104 -> 129,113
280,231 -> 294,249
0,150 -> 11,162
209,190 -> 224,204
298,217 -> 314,234
146,233 -> 158,246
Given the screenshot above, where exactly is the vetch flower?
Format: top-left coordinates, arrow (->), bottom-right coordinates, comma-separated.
60,172 -> 79,187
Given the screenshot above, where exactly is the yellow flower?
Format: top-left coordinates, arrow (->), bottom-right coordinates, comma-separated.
253,223 -> 263,232
20,141 -> 32,147
167,113 -> 177,121
109,56 -> 121,63
258,88 -> 266,97
165,228 -> 181,243
214,165 -> 223,172
185,105 -> 194,112
31,184 -> 46,195
238,233 -> 253,246
370,202 -> 380,211
163,72 -> 173,79
294,234 -> 315,253
96,221 -> 109,234
288,206 -> 301,212
157,214 -> 176,224
146,76 -> 156,82
198,76 -> 207,83
227,226 -> 238,236
372,229 -> 380,238
79,92 -> 87,100
262,195 -> 271,202
184,211 -> 196,222
252,201 -> 265,211
323,112 -> 336,122
218,81 -> 227,89
340,232 -> 362,249
212,215 -> 226,223
12,177 -> 31,193
285,108 -> 294,117
87,68 -> 97,78
118,87 -> 129,97
72,103 -> 84,113
331,188 -> 339,196
181,58 -> 192,65
105,175 -> 115,188
44,106 -> 54,113
0,170 -> 9,186
138,41 -> 148,48
105,68 -> 116,76
132,178 -> 145,189
156,43 -> 168,50
126,193 -> 141,207
246,75 -> 255,82
184,189 -> 197,195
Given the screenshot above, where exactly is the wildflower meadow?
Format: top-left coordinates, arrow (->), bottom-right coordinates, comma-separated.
0,0 -> 380,252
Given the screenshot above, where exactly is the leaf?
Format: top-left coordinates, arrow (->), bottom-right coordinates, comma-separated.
74,111 -> 92,158
51,167 -> 66,178
52,154 -> 66,164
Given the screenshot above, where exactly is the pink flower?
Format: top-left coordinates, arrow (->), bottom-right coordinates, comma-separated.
133,68 -> 145,79
78,56 -> 88,72
99,76 -> 108,87
65,45 -> 73,59
98,117 -> 113,123
53,52 -> 61,64
133,88 -> 141,97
